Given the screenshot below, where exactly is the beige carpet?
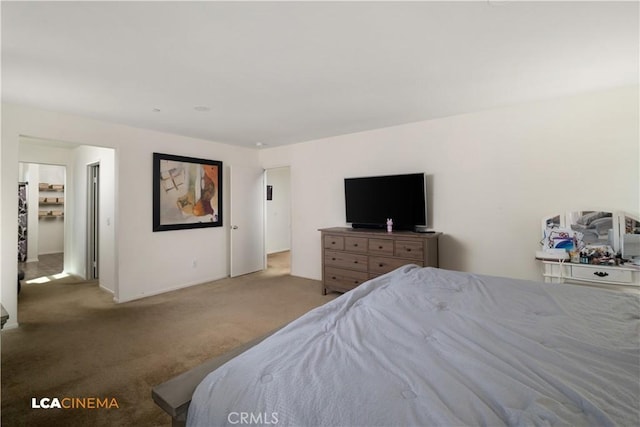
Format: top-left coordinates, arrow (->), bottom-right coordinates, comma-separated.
1,252 -> 337,426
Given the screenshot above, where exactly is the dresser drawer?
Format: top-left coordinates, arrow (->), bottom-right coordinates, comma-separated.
345,237 -> 368,253
369,256 -> 421,275
325,267 -> 369,291
571,265 -> 633,284
325,250 -> 368,272
395,240 -> 423,260
320,227 -> 441,294
369,239 -> 394,255
324,235 -> 344,250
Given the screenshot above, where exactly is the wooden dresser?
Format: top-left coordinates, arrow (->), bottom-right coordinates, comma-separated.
319,227 -> 441,294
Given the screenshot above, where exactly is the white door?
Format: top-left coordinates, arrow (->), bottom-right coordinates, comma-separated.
229,165 -> 265,277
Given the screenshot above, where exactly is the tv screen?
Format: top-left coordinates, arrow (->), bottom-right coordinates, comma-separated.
344,173 -> 426,230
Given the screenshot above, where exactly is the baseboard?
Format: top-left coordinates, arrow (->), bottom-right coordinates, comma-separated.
3,321 -> 19,330
289,273 -> 321,283
99,284 -> 115,295
114,274 -> 228,304
267,248 -> 290,255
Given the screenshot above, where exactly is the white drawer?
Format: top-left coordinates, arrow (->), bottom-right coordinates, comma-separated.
570,265 -> 633,284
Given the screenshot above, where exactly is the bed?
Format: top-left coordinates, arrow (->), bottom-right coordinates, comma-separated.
156,266 -> 639,426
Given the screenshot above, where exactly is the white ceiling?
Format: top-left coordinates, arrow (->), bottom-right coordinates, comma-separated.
2,1 -> 638,149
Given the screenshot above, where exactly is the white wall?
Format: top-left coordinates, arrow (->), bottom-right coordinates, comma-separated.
266,167 -> 291,254
1,103 -> 260,328
259,86 -> 639,282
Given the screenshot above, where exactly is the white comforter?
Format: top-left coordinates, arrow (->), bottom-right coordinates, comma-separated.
188,266 -> 640,426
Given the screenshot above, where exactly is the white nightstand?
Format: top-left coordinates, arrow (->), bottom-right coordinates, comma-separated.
538,210 -> 640,290
539,259 -> 640,289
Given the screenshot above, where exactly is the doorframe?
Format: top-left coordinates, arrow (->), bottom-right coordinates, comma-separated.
86,162 -> 99,280
9,136 -> 118,328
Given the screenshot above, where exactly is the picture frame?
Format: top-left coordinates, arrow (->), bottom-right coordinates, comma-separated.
153,152 -> 223,232
542,227 -> 583,252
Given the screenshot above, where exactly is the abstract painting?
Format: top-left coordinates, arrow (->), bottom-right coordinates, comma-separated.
153,153 -> 223,231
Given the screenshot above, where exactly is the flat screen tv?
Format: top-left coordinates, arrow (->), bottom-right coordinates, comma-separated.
344,173 -> 426,230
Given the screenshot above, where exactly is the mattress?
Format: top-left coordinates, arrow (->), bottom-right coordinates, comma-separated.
187,266 -> 640,426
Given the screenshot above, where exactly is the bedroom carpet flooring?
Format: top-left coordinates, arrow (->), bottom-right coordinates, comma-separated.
1,251 -> 336,426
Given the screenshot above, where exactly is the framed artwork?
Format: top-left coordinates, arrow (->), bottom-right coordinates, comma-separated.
153,152 -> 223,231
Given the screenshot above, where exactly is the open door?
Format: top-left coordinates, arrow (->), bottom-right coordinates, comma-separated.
229,165 -> 265,277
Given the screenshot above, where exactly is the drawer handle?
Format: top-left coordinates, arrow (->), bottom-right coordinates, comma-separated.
354,280 -> 359,284
354,261 -> 359,264
379,263 -> 384,267
331,258 -> 336,261
378,246 -> 383,249
594,271 -> 609,278
406,248 -> 412,252
354,243 -> 358,247
331,241 -> 336,245
332,276 -> 337,280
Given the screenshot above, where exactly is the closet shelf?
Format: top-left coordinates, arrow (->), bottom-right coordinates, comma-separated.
38,183 -> 64,220
39,183 -> 64,191
39,197 -> 64,205
39,210 -> 64,218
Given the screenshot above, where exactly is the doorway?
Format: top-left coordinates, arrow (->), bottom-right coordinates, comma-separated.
18,163 -> 66,281
17,137 -> 116,293
265,167 -> 291,273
